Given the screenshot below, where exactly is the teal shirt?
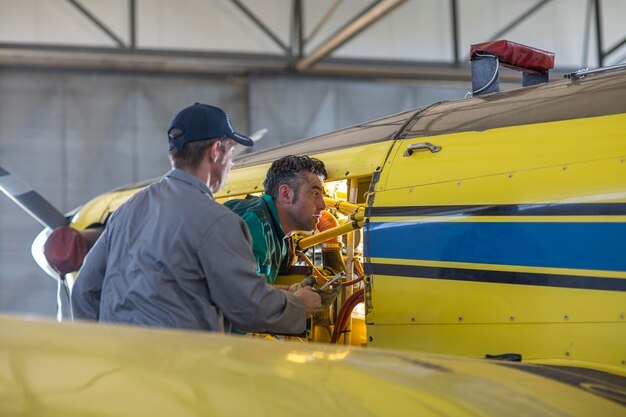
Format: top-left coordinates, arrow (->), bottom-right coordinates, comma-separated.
224,194 -> 286,284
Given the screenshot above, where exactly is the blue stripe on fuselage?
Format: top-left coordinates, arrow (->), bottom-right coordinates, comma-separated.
365,221 -> 626,272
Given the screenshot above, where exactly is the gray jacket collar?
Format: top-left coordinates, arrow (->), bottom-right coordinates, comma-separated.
166,168 -> 214,199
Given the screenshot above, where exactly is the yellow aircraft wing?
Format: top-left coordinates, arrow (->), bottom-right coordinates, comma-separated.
1,314 -> 624,416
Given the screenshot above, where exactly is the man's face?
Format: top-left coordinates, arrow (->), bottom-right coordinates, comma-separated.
284,172 -> 326,232
209,139 -> 235,193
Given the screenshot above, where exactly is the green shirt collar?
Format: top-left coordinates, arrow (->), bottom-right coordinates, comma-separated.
262,194 -> 285,240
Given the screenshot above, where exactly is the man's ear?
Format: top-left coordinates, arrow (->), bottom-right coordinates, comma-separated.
207,141 -> 222,163
277,183 -> 294,205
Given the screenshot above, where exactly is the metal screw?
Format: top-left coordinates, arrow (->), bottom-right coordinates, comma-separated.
458,316 -> 463,322
620,313 -> 624,320
508,173 -> 513,178
509,315 -> 515,321
411,316 -> 416,322
368,336 -> 373,342
565,351 -> 570,357
564,314 -> 569,320
457,181 -> 462,187
562,166 -> 568,171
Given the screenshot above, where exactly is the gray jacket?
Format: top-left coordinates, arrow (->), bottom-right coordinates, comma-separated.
71,169 -> 305,334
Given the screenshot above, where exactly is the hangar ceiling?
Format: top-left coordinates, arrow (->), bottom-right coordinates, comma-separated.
0,0 -> 625,81
0,0 -> 626,80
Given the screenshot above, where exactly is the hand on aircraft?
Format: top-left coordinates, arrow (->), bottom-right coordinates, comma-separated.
288,275 -> 317,293
293,286 -> 322,316
316,284 -> 340,312
289,273 -> 341,312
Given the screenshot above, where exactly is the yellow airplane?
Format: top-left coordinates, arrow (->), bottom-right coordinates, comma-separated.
1,41 -> 625,415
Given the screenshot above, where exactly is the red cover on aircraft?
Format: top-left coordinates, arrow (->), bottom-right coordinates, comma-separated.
44,226 -> 88,275
470,40 -> 555,73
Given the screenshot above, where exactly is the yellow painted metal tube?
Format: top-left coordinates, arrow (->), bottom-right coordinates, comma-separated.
324,197 -> 365,216
296,218 -> 364,250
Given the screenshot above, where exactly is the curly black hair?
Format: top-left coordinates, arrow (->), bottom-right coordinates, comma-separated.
263,155 -> 328,198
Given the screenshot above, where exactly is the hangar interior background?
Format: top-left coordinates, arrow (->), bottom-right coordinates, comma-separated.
1,0 -> 625,316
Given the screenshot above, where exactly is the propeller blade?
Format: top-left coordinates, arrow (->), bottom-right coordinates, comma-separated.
0,166 -> 68,229
249,128 -> 268,142
234,128 -> 268,159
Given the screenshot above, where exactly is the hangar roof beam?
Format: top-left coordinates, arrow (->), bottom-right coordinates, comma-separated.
230,0 -> 289,53
295,0 -> 407,71
65,0 -> 126,48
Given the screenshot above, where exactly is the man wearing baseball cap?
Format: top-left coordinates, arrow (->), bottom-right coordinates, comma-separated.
72,103 -> 321,333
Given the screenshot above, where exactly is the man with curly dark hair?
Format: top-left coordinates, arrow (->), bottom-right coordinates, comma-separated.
225,155 -> 328,284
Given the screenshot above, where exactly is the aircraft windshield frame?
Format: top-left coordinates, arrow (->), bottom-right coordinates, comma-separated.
234,108 -> 419,168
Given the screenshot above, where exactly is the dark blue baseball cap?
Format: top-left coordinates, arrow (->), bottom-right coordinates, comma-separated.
167,103 -> 254,150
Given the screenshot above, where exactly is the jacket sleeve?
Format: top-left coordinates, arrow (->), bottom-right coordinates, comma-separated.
71,228 -> 108,320
198,213 -> 306,334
